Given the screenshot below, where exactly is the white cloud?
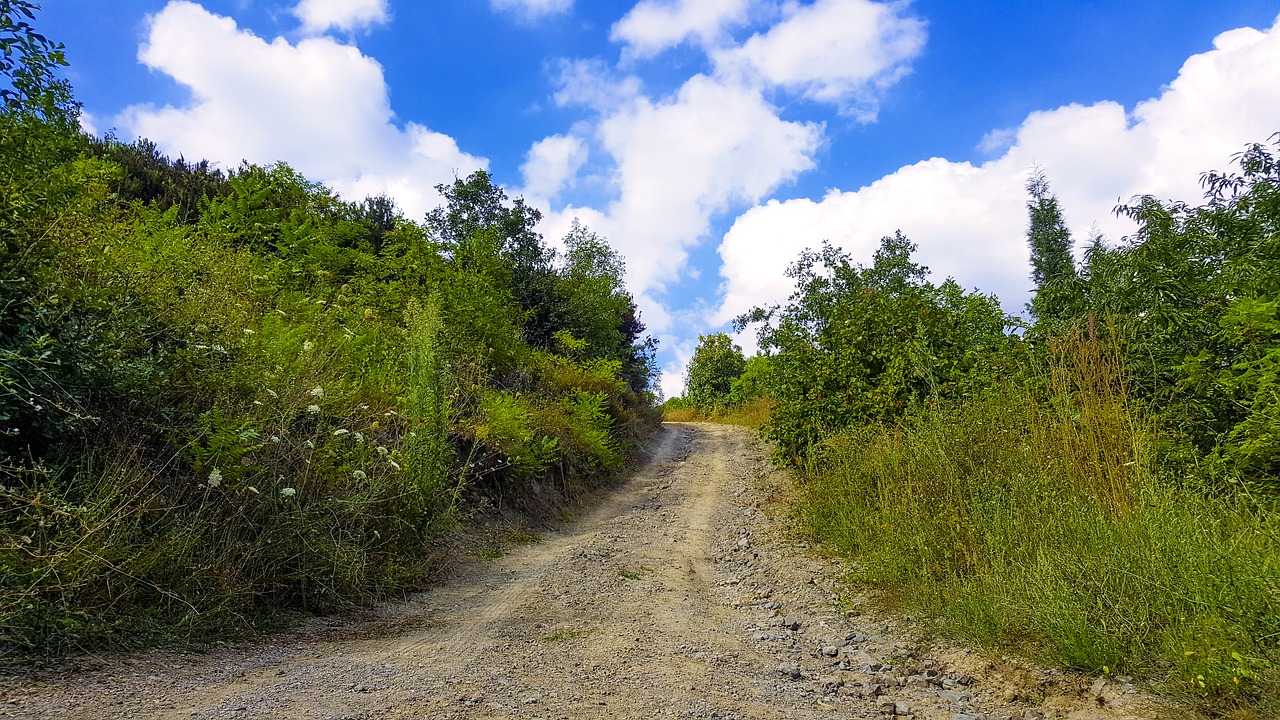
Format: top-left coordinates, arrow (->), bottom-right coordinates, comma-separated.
544,69 -> 822,327
554,59 -> 644,112
491,0 -> 572,20
118,1 -> 484,220
715,15 -> 1280,326
611,0 -> 755,59
292,0 -> 388,34
713,0 -> 926,118
519,134 -> 588,202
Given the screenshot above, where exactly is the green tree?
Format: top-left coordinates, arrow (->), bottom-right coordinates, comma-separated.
740,233 -> 1010,461
1025,169 -> 1081,326
685,333 -> 747,412
1080,138 -> 1280,485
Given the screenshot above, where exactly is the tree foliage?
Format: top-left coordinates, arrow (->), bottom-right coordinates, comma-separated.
1025,169 -> 1082,326
684,333 -> 747,411
739,233 -> 1010,461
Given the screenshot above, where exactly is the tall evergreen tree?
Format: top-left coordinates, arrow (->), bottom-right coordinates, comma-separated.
1025,169 -> 1080,325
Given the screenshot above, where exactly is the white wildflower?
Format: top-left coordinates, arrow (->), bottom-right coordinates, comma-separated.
303,439 -> 315,449
207,468 -> 223,487
253,400 -> 263,406
271,435 -> 281,443
309,386 -> 324,398
352,470 -> 367,480
375,446 -> 389,457
246,486 -> 260,495
266,389 -> 278,398
279,487 -> 296,498
353,432 -> 365,443
388,460 -> 401,470
307,404 -> 321,415
302,340 -> 315,351
333,429 -> 350,436
243,328 -> 255,335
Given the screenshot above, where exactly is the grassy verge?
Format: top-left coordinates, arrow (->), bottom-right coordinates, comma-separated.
794,339 -> 1280,716
662,398 -> 773,428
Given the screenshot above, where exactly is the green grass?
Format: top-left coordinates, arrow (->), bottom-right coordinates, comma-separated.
662,397 -> 774,429
794,339 -> 1280,716
617,566 -> 650,580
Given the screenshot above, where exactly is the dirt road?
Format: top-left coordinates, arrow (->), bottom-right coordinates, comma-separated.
2,424 -> 1155,720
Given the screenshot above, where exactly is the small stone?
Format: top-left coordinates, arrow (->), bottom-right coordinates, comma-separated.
894,701 -> 912,715
846,632 -> 869,643
878,701 -> 897,714
867,683 -> 883,697
821,646 -> 839,657
1090,677 -> 1107,698
782,616 -> 802,631
938,690 -> 970,703
818,674 -> 845,694
523,694 -> 541,704
953,714 -> 980,720
778,663 -> 802,680
955,674 -> 975,686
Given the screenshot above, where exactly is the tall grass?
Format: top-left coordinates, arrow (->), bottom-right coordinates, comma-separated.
797,335 -> 1280,711
662,397 -> 774,428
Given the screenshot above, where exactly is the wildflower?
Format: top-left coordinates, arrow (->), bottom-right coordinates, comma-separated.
243,328 -> 256,335
279,487 -> 296,498
208,468 -> 223,487
352,470 -> 367,480
333,429 -> 350,436
307,404 -> 321,415
302,340 -> 315,351
354,432 -> 365,443
253,400 -> 263,406
266,389 -> 278,398
376,446 -> 389,457
303,439 -> 315,449
271,435 -> 281,443
309,386 -> 324,398
247,486 -> 260,494
388,460 -> 401,470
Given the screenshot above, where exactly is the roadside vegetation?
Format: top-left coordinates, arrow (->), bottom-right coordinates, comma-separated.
1,3 -> 657,657
670,144 -> 1280,712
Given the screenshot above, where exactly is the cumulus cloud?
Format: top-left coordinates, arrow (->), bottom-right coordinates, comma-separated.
292,0 -> 388,34
715,16 -> 1280,326
544,69 -> 822,330
491,0 -> 573,20
535,0 -> 926,341
519,134 -> 588,202
713,0 -> 926,118
118,1 -> 484,220
611,0 -> 755,59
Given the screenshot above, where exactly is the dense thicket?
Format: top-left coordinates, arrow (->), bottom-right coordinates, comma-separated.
1,5 -> 657,655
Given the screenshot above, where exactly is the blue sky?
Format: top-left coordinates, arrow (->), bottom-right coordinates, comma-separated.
41,0 -> 1280,397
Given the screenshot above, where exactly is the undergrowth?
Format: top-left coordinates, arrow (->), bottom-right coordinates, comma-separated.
662,397 -> 774,428
796,335 -> 1280,716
